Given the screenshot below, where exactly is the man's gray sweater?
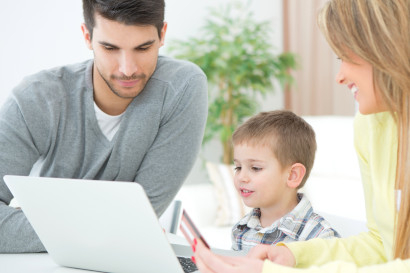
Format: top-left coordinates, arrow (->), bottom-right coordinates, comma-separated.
0,56 -> 208,253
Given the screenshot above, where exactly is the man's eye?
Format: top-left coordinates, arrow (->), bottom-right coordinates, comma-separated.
138,47 -> 150,51
104,46 -> 116,51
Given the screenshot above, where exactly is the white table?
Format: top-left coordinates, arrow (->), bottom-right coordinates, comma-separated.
0,233 -> 190,273
0,253 -> 94,273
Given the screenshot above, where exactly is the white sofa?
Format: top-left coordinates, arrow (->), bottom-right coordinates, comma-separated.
171,115 -> 368,249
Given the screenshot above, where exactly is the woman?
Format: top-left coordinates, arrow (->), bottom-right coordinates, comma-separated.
193,0 -> 410,272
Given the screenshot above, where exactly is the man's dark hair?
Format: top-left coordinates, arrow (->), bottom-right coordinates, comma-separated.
83,0 -> 165,39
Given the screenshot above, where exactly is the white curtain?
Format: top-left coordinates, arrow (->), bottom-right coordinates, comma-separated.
283,0 -> 356,116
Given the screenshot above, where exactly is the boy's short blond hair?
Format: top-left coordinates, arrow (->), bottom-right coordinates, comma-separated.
232,110 -> 316,188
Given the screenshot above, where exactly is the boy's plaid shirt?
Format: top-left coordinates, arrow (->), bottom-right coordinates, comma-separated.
231,194 -> 340,252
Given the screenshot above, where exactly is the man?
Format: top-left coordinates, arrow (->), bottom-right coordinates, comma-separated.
0,0 -> 207,253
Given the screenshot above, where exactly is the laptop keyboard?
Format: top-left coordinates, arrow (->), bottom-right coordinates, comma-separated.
177,256 -> 198,273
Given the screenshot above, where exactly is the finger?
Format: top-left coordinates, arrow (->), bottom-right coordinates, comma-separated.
195,241 -> 235,273
215,255 -> 248,265
194,242 -> 217,273
268,246 -> 296,267
195,253 -> 215,273
247,244 -> 271,260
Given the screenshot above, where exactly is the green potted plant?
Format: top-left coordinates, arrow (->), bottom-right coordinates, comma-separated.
168,1 -> 298,165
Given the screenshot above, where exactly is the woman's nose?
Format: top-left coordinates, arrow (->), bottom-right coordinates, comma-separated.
335,70 -> 345,85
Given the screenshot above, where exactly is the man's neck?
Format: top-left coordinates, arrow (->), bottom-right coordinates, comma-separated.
94,91 -> 132,116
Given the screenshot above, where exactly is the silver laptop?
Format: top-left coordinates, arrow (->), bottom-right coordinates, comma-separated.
4,175 -> 241,273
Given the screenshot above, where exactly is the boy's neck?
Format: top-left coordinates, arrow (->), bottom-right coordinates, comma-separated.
259,193 -> 299,228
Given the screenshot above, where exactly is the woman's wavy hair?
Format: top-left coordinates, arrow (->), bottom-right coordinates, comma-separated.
318,0 -> 410,259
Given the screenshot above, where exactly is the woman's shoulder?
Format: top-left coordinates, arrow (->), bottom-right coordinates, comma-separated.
354,111 -> 397,164
354,111 -> 395,133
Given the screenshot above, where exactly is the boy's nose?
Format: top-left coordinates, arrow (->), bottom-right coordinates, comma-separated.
239,171 -> 250,183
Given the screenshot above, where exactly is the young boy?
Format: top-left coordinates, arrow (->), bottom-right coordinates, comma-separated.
231,110 -> 339,252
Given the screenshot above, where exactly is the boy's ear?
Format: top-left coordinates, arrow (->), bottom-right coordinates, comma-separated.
286,163 -> 306,189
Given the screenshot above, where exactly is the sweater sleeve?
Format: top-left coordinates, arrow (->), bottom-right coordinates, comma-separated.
263,112 -> 399,272
0,95 -> 46,253
133,73 -> 208,216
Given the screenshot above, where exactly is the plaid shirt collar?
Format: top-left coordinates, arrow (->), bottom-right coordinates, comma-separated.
236,193 -> 313,240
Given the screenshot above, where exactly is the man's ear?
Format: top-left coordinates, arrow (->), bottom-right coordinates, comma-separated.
81,23 -> 93,50
286,163 -> 306,189
159,22 -> 168,47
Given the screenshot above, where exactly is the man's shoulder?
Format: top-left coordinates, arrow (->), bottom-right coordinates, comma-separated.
13,60 -> 92,99
151,56 -> 206,87
24,60 -> 90,82
16,60 -> 90,91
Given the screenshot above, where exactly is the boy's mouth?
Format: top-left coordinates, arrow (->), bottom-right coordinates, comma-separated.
240,188 -> 254,197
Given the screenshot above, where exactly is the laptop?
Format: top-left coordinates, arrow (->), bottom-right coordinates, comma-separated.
4,175 -> 242,273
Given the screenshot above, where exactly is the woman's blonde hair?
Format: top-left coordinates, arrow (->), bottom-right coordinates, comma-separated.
318,0 -> 410,258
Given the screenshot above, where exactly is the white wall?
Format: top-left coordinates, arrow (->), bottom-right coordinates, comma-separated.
0,1 -> 91,105
0,0 -> 284,184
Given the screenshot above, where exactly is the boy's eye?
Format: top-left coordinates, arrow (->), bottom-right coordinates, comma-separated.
252,167 -> 262,172
234,166 -> 241,172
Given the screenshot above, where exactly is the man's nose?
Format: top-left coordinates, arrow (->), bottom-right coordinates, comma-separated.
118,52 -> 138,77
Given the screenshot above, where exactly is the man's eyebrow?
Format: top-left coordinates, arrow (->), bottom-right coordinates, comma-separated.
98,41 -> 119,48
98,40 -> 156,49
136,40 -> 156,48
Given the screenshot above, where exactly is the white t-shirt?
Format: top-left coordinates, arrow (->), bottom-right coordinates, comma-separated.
93,102 -> 123,141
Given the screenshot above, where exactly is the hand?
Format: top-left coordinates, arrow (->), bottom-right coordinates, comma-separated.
248,244 -> 296,267
194,240 -> 264,273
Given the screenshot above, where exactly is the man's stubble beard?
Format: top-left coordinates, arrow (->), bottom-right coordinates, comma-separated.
96,65 -> 148,99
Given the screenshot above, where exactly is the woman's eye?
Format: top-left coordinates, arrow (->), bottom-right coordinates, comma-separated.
234,166 -> 241,172
252,167 -> 262,172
